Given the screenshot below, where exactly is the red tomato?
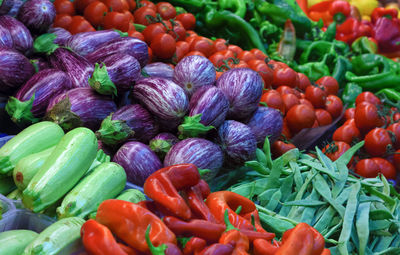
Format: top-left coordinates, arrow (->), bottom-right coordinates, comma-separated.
276,86 -> 294,96
322,141 -> 351,162
168,20 -> 186,41
250,49 -> 267,60
186,30 -> 197,37
185,51 -> 205,57
216,71 -> 223,80
189,37 -> 215,57
299,98 -> 314,110
185,35 -> 196,46
213,38 -> 228,52
282,93 -> 300,114
260,90 -> 285,114
312,119 -> 319,128
147,47 -> 153,63
138,0 -> 156,10
172,41 -> 189,63
333,123 -> 361,144
54,0 -> 75,15
226,60 -> 248,69
53,14 -> 73,29
142,23 -> 166,43
355,91 -> 381,106
247,60 -> 273,88
134,6 -> 156,25
373,157 -> 397,179
100,0 -> 129,12
268,60 -> 288,70
151,33 -> 176,59
364,128 -> 392,157
344,108 -> 355,121
128,30 -> 144,41
208,50 -> 235,67
74,0 -> 96,14
394,111 -> 400,122
83,1 -> 107,27
394,149 -> 400,171
156,2 -> 176,20
305,86 -> 327,109
126,0 -> 136,11
281,119 -> 292,139
297,72 -> 311,91
316,76 -> 339,95
343,118 -> 356,126
123,10 -> 134,22
69,16 -> 95,34
176,13 -> 196,30
272,140 -> 296,157
286,104 -> 316,134
272,68 -> 299,88
103,11 -> 129,32
354,102 -> 385,133
237,51 -> 256,63
227,45 -> 243,57
387,123 -> 400,149
355,159 -> 380,178
315,109 -> 332,126
325,95 -> 343,119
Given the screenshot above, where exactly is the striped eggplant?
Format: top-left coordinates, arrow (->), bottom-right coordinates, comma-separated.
173,55 -> 216,97
49,47 -> 94,88
217,120 -> 256,165
64,30 -> 120,57
142,62 -> 174,80
89,53 -> 141,95
246,107 -> 283,145
17,0 -> 55,34
113,141 -> 162,186
149,132 -> 179,159
0,0 -> 13,15
47,27 -> 71,45
216,68 -> 263,120
30,57 -> 49,72
164,138 -> 223,180
0,47 -> 35,94
0,16 -> 33,54
86,37 -> 148,67
96,104 -> 159,145
133,77 -> 189,121
7,0 -> 23,17
0,23 -> 13,49
6,69 -> 72,124
45,87 -> 117,131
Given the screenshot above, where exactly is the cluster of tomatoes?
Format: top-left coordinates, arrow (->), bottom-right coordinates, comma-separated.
324,92 -> 400,180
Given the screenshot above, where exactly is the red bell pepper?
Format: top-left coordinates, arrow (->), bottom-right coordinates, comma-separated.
329,0 -> 351,23
372,15 -> 400,54
253,239 -> 279,255
336,17 -> 360,44
371,7 -> 398,24
183,237 -> 207,255
307,1 -> 334,24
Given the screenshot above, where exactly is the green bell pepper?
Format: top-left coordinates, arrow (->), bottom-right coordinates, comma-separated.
218,0 -> 246,18
342,83 -> 362,107
332,56 -> 352,87
351,37 -> 378,55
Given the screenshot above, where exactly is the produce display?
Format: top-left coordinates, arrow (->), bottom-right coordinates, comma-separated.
0,0 -> 399,254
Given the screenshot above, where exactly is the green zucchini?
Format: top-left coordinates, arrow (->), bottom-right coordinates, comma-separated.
6,188 -> 22,200
85,149 -> 110,175
0,176 -> 16,195
0,230 -> 39,255
23,217 -> 85,255
57,162 -> 126,219
22,127 -> 98,213
13,146 -> 56,191
0,121 -> 64,175
116,188 -> 146,203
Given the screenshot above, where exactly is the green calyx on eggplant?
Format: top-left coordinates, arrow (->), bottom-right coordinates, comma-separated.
44,97 -> 83,131
6,94 -> 39,125
33,33 -> 59,54
177,114 -> 214,139
95,114 -> 134,146
89,62 -> 117,96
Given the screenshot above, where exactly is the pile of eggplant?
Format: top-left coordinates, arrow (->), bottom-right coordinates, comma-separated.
0,0 -> 283,185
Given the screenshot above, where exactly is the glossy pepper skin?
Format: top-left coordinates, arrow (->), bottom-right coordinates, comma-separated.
372,15 -> 400,54
146,225 -> 183,255
198,243 -> 234,255
219,210 -> 250,255
183,180 -> 216,222
217,0 -> 246,18
95,199 -> 176,253
371,7 -> 398,24
81,219 -> 130,255
144,164 -> 201,220
183,237 -> 207,255
253,239 -> 279,255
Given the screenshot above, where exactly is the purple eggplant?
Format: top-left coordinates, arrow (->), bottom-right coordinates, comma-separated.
133,77 -> 189,121
246,107 -> 283,145
49,47 -> 94,88
0,47 -> 35,94
173,55 -> 216,97
149,132 -> 179,159
217,120 -> 256,165
113,141 -> 162,186
0,0 -> 13,15
0,23 -> 13,49
164,138 -> 223,180
86,37 -> 148,67
142,62 -> 174,80
17,0 -> 55,34
96,104 -> 159,145
30,57 -> 49,72
216,68 -> 263,120
6,69 -> 72,124
45,87 -> 117,131
7,0 -> 23,17
89,53 -> 141,95
47,27 -> 71,45
0,16 -> 33,54
65,30 -> 120,57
